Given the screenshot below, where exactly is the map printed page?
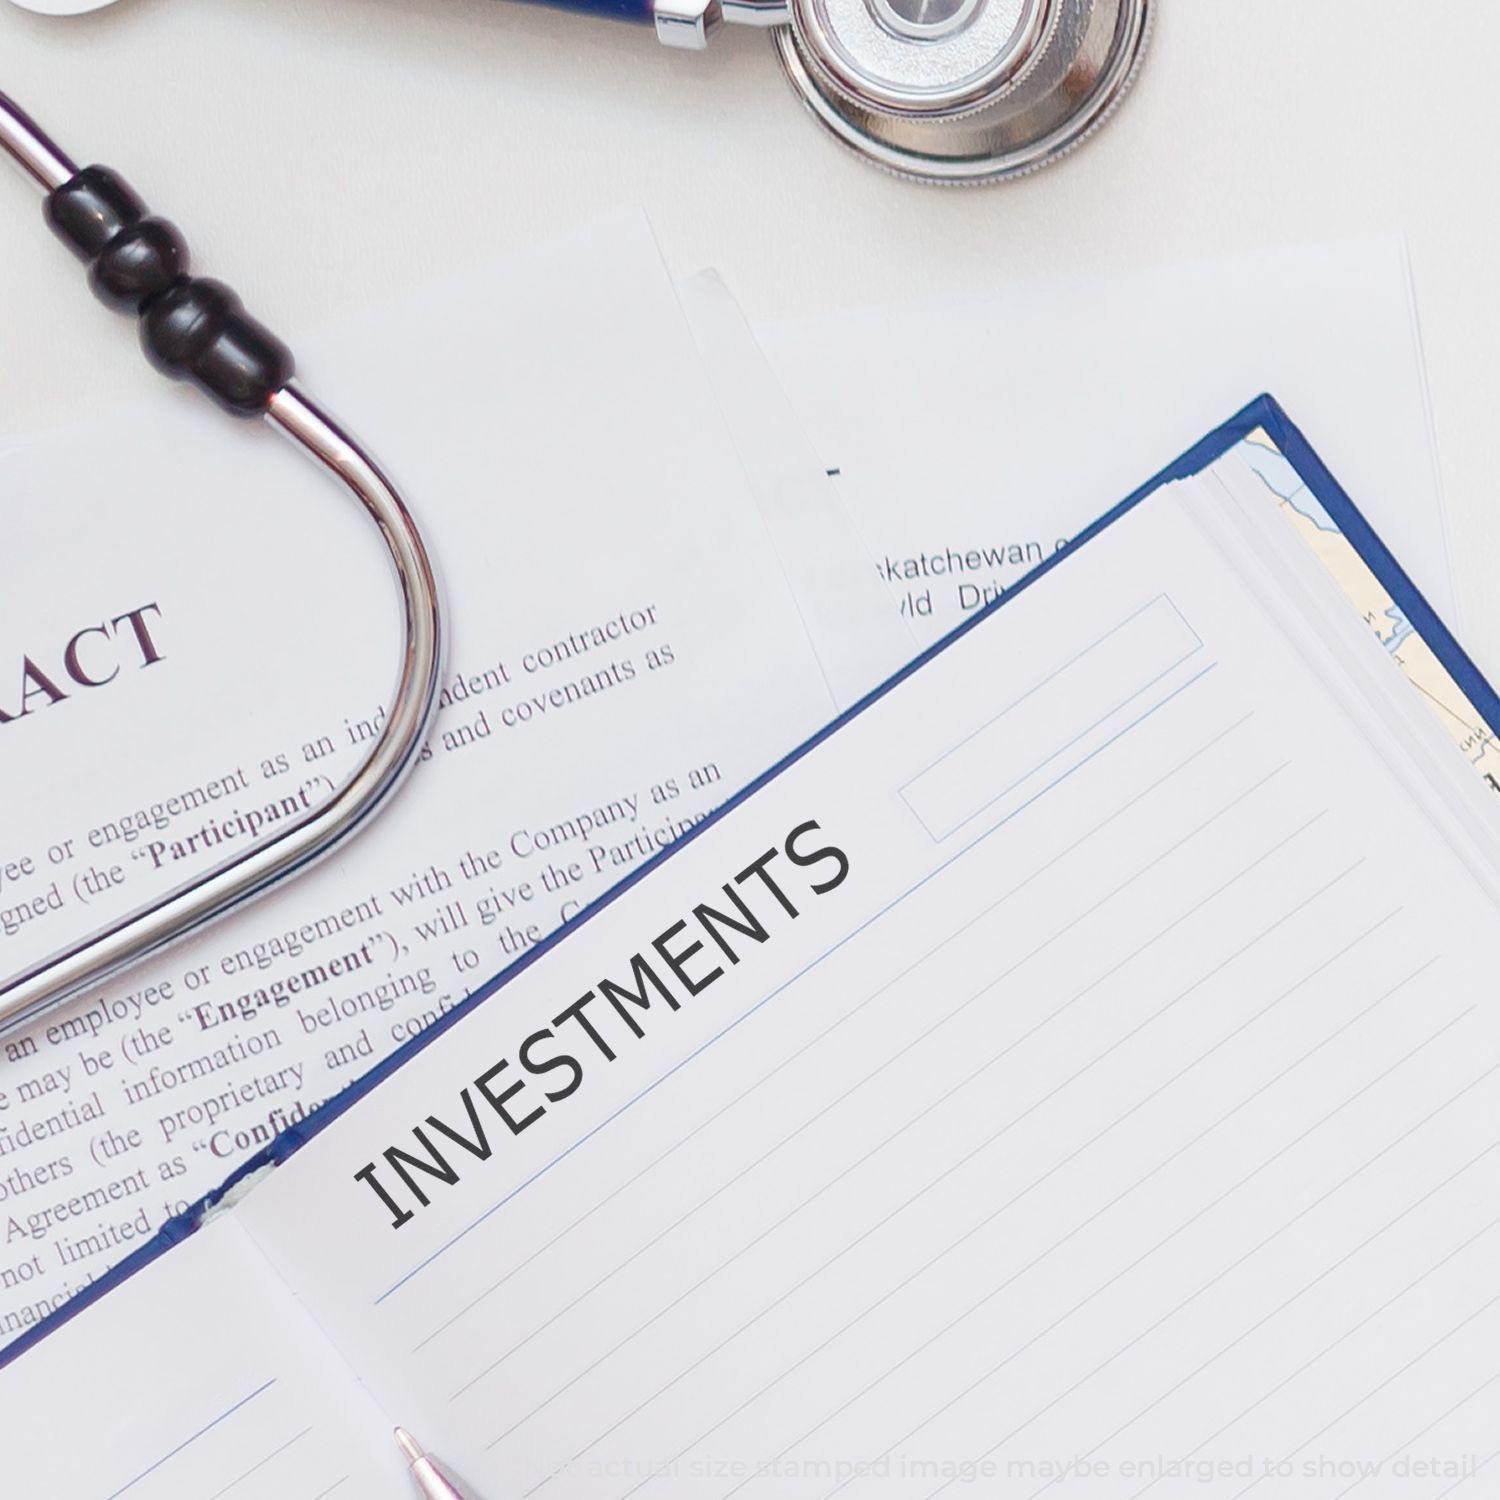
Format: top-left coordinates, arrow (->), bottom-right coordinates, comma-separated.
217,444 -> 1500,1499
1230,433 -> 1500,794
7,434 -> 1500,1500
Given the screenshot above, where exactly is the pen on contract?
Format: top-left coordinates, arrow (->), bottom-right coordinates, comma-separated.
396,1427 -> 481,1500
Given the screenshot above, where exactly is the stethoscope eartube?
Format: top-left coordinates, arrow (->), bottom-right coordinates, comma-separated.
0,93 -> 445,1039
0,0 -> 1142,1018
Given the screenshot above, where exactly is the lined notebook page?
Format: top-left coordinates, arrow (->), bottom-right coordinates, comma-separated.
238,459 -> 1500,1499
11,440 -> 1497,1500
0,1219 -> 404,1499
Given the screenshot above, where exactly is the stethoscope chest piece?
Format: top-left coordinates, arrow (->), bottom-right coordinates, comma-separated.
775,0 -> 1149,183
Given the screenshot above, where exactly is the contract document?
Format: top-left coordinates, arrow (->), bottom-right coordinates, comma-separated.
5,403 -> 1497,1500
0,216 -> 850,1336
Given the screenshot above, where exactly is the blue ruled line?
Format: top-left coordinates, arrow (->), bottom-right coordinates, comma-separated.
103,1379 -> 276,1500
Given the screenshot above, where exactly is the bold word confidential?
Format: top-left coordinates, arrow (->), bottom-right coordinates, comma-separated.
353,820 -> 851,1230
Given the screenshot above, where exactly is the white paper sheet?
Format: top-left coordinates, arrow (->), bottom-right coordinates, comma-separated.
676,270 -> 916,710
757,237 -> 1458,644
0,216 -> 845,1338
0,1221 -> 400,1500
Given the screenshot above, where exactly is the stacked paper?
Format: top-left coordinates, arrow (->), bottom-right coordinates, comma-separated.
0,222 -> 1450,1348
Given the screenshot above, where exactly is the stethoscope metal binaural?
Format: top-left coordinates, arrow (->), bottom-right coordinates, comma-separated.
0,94 -> 445,1040
8,0 -> 1150,185
0,0 -> 1148,1032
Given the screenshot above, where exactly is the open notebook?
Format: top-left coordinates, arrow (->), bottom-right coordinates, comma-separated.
6,397 -> 1499,1500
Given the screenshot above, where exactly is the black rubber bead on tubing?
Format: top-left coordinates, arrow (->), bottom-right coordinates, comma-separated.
140,277 -> 294,416
89,217 -> 188,312
45,166 -> 144,258
43,163 -> 294,416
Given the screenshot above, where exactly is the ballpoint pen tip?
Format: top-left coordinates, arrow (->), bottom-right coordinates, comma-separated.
394,1426 -> 424,1464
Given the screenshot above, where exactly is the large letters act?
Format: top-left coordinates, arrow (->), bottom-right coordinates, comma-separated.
0,606 -> 165,727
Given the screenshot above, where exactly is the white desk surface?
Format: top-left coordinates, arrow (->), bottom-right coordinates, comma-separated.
4,0 -> 1497,669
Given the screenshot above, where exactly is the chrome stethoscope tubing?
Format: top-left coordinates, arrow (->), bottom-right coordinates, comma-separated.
0,93 -> 445,1039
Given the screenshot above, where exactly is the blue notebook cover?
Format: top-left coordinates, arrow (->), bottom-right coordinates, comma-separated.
6,392 -> 1497,1367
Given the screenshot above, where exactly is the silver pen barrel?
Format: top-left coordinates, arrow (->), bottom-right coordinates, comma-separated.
395,1428 -> 477,1500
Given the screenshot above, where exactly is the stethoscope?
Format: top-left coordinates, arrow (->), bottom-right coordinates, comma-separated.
7,0 -> 1150,185
0,95 -> 445,1039
0,0 -> 1148,1033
